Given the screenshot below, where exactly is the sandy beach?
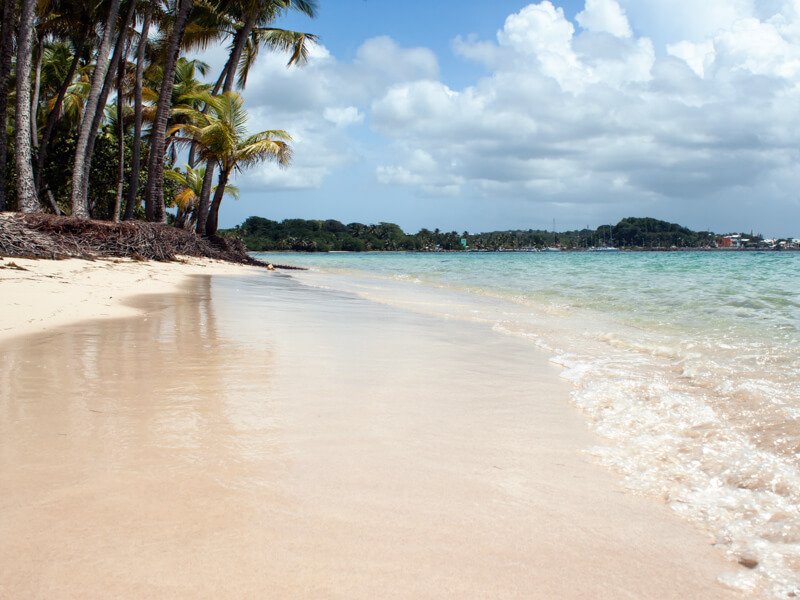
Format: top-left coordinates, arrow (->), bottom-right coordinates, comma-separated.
0,256 -> 258,343
0,259 -> 749,598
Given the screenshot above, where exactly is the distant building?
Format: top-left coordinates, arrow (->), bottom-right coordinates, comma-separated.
719,234 -> 747,248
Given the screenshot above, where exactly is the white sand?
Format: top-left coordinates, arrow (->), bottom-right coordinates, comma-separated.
0,256 -> 257,343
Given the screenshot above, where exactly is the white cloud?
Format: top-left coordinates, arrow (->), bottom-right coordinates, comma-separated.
369,0 -> 800,230
195,0 -> 800,233
715,17 -> 800,78
497,2 -> 588,92
576,0 -> 633,38
323,106 -> 364,127
376,165 -> 423,186
192,36 -> 440,191
667,40 -> 715,77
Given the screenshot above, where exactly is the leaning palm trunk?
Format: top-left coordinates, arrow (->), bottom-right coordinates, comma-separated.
30,35 -> 43,149
79,0 -> 136,214
36,27 -> 88,194
222,14 -> 257,94
113,41 -> 128,222
28,34 -> 60,214
14,0 -> 40,213
192,64 -> 232,234
0,0 -> 17,211
123,5 -> 152,220
194,160 -> 215,234
143,0 -> 194,222
195,22 -> 253,235
205,168 -> 230,237
69,0 -> 122,218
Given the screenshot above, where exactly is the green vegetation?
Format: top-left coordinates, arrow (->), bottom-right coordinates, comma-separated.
224,216 -> 731,252
230,217 -> 429,251
0,0 -> 317,235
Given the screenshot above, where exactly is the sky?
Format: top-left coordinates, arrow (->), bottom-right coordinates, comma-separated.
193,0 -> 800,236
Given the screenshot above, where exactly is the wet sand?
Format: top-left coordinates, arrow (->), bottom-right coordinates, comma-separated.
0,271 -> 746,598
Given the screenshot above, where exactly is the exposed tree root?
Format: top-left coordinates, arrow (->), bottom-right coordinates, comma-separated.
0,213 -> 304,269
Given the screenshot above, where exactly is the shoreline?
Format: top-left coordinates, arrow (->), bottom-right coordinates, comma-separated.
0,256 -> 259,343
247,247 -> 800,254
0,259 -> 749,598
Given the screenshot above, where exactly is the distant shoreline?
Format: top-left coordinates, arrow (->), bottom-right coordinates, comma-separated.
251,246 -> 800,254
229,216 -> 798,253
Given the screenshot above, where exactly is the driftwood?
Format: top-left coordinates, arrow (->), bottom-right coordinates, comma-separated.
0,213 -> 304,269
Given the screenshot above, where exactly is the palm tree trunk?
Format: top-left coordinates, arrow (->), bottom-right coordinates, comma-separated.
30,34 -> 43,149
205,168 -> 229,237
221,13 -> 257,93
194,161 -> 215,234
143,0 -> 193,222
190,63 -> 228,229
0,0 -> 17,211
69,0 -> 121,218
36,26 -> 88,193
79,0 -> 136,214
123,4 -> 151,220
195,21 -> 253,234
113,40 -> 127,222
15,0 -> 39,213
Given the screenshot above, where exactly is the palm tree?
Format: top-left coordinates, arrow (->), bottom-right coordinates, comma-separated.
0,0 -> 18,211
165,164 -> 238,227
70,0 -> 123,218
34,0 -> 95,195
123,0 -> 153,220
192,0 -> 316,235
76,0 -> 138,215
34,34 -> 89,195
109,63 -> 133,221
171,91 -> 291,236
218,1 -> 317,94
15,0 -> 41,213
142,0 -> 194,222
53,64 -> 92,126
142,57 -> 210,165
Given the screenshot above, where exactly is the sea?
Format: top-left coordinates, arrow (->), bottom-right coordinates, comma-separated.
253,250 -> 800,598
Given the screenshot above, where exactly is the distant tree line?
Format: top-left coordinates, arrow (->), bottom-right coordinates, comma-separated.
225,216 -> 729,252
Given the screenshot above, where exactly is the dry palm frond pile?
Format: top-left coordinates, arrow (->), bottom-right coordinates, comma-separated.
0,213 -> 302,269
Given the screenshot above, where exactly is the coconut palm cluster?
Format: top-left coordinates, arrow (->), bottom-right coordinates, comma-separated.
0,0 -> 316,236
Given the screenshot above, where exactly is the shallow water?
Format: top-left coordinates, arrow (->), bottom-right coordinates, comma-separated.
255,250 -> 800,598
0,272 -> 740,598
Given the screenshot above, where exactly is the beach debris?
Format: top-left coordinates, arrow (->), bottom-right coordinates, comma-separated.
0,261 -> 28,271
267,263 -> 275,271
0,213 -> 305,270
737,554 -> 759,569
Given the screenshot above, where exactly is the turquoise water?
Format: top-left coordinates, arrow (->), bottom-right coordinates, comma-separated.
262,251 -> 800,337
255,251 -> 800,598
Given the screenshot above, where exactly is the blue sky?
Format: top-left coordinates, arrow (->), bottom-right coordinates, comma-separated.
195,0 -> 800,237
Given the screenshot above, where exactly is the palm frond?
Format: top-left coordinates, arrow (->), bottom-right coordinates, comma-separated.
235,137 -> 292,170
219,183 -> 240,200
286,0 -> 318,19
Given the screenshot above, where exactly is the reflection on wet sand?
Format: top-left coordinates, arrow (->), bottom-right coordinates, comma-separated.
1,273 -> 742,599
0,276 -> 279,598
